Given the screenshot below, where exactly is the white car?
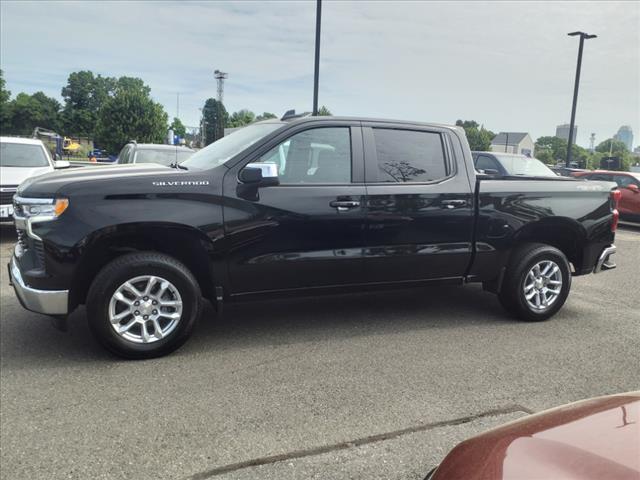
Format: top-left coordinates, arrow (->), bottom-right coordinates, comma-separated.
0,137 -> 69,220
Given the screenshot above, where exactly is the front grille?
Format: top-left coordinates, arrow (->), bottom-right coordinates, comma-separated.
33,239 -> 46,267
0,186 -> 18,205
16,229 -> 28,252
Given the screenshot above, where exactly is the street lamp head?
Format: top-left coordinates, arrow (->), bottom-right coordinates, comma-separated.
568,31 -> 597,39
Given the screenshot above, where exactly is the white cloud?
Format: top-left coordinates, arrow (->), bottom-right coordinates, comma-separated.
1,0 -> 638,147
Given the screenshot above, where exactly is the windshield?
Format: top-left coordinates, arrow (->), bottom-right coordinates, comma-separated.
135,149 -> 193,166
182,123 -> 284,170
0,143 -> 50,168
494,155 -> 557,177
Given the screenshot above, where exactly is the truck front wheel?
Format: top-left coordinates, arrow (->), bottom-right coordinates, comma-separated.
498,243 -> 571,322
87,252 -> 201,359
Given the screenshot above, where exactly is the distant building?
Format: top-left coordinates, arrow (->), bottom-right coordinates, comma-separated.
556,124 -> 577,143
490,132 -> 534,156
614,125 -> 633,151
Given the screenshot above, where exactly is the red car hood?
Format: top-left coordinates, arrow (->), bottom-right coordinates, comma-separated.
432,393 -> 640,480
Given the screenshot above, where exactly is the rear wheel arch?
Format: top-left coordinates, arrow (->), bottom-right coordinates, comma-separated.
70,223 -> 216,310
512,218 -> 587,273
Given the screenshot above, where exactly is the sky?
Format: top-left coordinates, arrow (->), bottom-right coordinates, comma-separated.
1,1 -> 638,149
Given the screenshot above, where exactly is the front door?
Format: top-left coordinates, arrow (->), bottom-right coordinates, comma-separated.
223,122 -> 368,294
361,124 -> 474,282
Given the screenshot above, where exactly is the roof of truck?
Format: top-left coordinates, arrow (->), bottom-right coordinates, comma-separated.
257,116 -> 460,131
0,136 -> 46,146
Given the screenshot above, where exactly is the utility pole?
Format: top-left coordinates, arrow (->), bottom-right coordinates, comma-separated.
176,92 -> 180,119
589,133 -> 595,152
566,31 -> 597,167
312,0 -> 322,115
214,70 -> 228,105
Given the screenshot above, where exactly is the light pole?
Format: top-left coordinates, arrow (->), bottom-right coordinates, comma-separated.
312,0 -> 322,115
566,31 -> 597,167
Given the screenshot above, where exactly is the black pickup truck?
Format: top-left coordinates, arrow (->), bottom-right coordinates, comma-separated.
9,116 -> 620,358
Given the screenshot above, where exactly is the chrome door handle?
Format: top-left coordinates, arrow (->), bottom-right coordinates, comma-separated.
330,200 -> 360,211
441,199 -> 468,209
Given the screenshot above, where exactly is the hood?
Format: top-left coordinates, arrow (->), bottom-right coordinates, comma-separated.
1,165 -> 53,187
432,393 -> 640,480
17,163 -> 185,197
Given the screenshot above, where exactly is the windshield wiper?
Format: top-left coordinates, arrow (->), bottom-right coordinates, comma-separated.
170,162 -> 188,170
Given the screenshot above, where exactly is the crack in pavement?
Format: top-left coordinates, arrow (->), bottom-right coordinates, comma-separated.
185,404 -> 534,479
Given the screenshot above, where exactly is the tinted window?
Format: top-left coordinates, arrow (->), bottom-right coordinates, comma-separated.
589,174 -> 613,181
256,127 -> 351,184
135,149 -> 193,166
613,175 -> 638,188
0,143 -> 50,167
372,129 -> 447,182
475,155 -> 500,172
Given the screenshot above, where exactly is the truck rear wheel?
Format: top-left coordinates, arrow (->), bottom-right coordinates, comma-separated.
87,252 -> 201,359
498,243 -> 571,322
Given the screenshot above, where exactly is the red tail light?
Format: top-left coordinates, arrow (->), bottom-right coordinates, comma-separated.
611,189 -> 622,207
611,189 -> 621,232
611,209 -> 619,232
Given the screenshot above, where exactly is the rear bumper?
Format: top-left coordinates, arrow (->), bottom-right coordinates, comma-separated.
8,256 -> 68,315
594,245 -> 616,274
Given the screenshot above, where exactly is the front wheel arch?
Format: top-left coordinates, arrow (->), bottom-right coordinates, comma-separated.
70,223 -> 216,310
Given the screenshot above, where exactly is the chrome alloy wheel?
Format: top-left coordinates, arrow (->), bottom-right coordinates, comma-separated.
108,275 -> 183,344
523,260 -> 563,312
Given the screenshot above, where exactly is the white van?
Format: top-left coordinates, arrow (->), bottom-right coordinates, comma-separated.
0,137 -> 69,219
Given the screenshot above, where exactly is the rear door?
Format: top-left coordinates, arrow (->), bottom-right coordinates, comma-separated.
362,123 -> 474,282
223,121 -> 369,293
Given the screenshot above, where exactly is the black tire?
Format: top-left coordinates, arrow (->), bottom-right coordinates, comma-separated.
87,252 -> 201,359
498,243 -> 571,322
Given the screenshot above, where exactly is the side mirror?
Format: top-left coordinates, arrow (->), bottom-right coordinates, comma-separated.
239,163 -> 279,187
480,168 -> 500,175
628,183 -> 639,193
54,160 -> 71,169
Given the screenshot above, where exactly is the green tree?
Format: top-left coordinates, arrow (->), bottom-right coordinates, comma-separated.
0,69 -> 12,133
317,105 -> 332,116
94,79 -> 168,153
60,71 -> 116,137
455,119 -> 494,151
595,138 -> 632,170
256,112 -> 277,121
535,136 -> 568,163
6,91 -> 61,136
228,109 -> 256,128
595,138 -> 628,155
202,98 -> 228,145
170,117 -> 186,137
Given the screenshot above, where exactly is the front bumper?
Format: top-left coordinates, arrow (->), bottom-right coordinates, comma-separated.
594,245 -> 616,273
8,256 -> 68,315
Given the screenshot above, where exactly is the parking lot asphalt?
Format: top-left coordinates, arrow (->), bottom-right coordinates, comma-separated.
1,224 -> 639,480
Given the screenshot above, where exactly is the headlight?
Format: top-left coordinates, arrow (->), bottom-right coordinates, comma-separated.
14,197 -> 69,220
13,196 -> 69,242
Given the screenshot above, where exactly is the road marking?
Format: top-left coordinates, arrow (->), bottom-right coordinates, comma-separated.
185,404 -> 533,479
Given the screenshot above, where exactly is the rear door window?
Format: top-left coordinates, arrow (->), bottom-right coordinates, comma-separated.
371,129 -> 447,183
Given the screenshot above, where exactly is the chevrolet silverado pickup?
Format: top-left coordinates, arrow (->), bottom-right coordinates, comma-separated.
8,116 -> 620,358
